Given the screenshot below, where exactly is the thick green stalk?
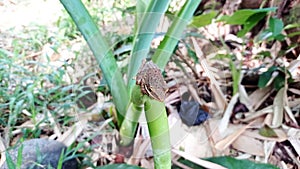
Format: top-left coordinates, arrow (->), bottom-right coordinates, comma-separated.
144,98 -> 171,169
60,0 -> 129,125
127,0 -> 171,91
119,85 -> 144,146
152,0 -> 202,69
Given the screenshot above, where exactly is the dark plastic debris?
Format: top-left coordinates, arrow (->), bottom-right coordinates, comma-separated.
178,101 -> 209,126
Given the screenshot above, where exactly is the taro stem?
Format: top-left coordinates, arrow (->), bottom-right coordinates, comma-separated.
144,98 -> 171,169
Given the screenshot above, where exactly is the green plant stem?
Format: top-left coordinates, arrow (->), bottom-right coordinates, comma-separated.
119,85 -> 144,146
144,98 -> 171,169
60,0 -> 129,125
152,0 -> 202,69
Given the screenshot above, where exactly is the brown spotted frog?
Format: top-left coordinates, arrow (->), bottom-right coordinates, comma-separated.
136,60 -> 168,102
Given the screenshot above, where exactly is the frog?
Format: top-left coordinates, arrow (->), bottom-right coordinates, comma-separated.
136,60 -> 168,102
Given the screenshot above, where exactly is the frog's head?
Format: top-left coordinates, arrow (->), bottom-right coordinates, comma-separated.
144,85 -> 166,102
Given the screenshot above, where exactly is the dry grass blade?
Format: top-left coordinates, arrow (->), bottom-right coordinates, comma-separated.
128,137 -> 151,165
240,106 -> 273,122
57,119 -> 88,146
0,136 -> 6,168
239,84 -> 252,111
289,98 -> 300,107
284,106 -> 298,125
172,149 -> 227,169
271,87 -> 286,128
219,93 -> 239,133
191,37 -> 227,111
215,121 -> 255,151
287,129 -> 300,157
287,55 -> 300,74
249,86 -> 273,110
243,129 -> 287,142
288,88 -> 300,96
232,135 -> 264,156
47,110 -> 62,138
172,159 -> 193,169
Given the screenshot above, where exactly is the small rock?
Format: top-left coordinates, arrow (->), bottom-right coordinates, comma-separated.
2,138 -> 78,169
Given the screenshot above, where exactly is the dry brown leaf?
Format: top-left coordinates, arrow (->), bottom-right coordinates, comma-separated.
239,84 -> 253,111
232,135 -> 264,156
249,86 -> 273,110
240,106 -> 273,122
289,98 -> 300,107
264,141 -> 277,163
187,84 -> 206,105
191,37 -> 227,111
169,113 -> 213,158
172,149 -> 227,169
284,106 -> 298,125
219,93 -> 239,133
288,88 -> 300,96
211,84 -> 227,112
243,129 -> 287,142
141,158 -> 154,169
287,128 -> 300,156
215,121 -> 254,151
47,110 -> 62,138
128,137 -> 150,165
287,57 -> 300,75
272,87 -> 286,128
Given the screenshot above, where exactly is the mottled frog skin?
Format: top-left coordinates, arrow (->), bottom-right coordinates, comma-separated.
136,60 -> 168,102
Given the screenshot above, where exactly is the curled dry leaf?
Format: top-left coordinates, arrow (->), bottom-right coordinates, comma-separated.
272,87 -> 286,128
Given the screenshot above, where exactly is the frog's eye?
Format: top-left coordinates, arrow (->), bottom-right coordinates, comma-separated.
148,87 -> 153,91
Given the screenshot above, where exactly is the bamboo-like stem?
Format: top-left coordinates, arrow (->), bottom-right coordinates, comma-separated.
119,85 -> 143,146
144,98 -> 171,169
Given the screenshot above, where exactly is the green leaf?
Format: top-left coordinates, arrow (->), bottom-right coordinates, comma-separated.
257,51 -> 271,58
5,152 -> 16,169
127,0 -> 171,89
273,73 -> 285,90
256,29 -> 273,42
237,12 -> 267,37
259,125 -> 278,137
152,0 -> 202,69
218,8 -> 276,25
174,156 -> 279,169
229,59 -> 241,95
207,156 -> 279,169
96,164 -> 143,169
16,143 -> 24,169
190,11 -> 218,27
274,33 -> 285,41
258,66 -> 278,88
269,17 -> 284,37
